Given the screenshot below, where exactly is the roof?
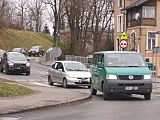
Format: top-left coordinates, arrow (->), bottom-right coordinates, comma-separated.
122,0 -> 149,10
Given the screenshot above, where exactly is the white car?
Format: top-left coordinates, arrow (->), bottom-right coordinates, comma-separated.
48,61 -> 91,88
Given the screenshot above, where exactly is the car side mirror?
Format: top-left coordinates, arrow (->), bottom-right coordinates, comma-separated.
97,62 -> 103,68
146,62 -> 153,69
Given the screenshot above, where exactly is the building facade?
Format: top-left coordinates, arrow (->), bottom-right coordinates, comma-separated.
114,0 -> 160,76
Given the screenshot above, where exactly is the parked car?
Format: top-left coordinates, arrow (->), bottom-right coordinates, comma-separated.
12,48 -> 25,55
0,49 -> 5,63
0,52 -> 30,75
48,61 -> 91,88
28,46 -> 45,57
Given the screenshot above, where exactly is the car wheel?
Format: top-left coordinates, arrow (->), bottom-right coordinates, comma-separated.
90,84 -> 97,95
5,66 -> 9,75
33,55 -> 35,57
144,93 -> 151,100
0,65 -> 3,73
26,71 -> 30,75
48,76 -> 53,86
103,84 -> 111,100
63,78 -> 68,88
29,54 -> 31,57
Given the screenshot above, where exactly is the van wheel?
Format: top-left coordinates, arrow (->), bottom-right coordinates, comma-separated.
63,78 -> 68,88
144,93 -> 151,100
48,76 -> 53,86
90,85 -> 97,95
103,84 -> 111,100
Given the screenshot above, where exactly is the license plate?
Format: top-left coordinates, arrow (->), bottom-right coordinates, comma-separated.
125,86 -> 138,91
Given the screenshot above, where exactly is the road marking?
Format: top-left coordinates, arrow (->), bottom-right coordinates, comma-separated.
29,82 -> 51,87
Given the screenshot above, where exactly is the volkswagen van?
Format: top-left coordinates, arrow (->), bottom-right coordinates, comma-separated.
90,51 -> 153,100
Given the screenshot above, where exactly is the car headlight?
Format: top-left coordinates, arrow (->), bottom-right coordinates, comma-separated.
144,75 -> 151,79
106,75 -> 117,79
8,61 -> 14,66
26,62 -> 30,67
68,74 -> 75,78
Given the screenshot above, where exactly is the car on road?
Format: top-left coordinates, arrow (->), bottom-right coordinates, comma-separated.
28,46 -> 45,57
0,52 -> 30,75
0,49 -> 6,63
90,51 -> 153,100
12,48 -> 25,55
48,61 -> 91,88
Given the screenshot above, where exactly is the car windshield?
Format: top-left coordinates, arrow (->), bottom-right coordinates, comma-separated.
8,54 -> 27,61
30,46 -> 39,50
0,50 -> 5,56
106,53 -> 146,67
12,48 -> 20,52
64,62 -> 88,71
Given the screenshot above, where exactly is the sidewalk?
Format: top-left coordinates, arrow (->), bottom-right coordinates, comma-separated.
0,80 -> 91,115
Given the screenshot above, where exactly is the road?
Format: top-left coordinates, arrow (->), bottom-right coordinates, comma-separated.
1,56 -> 160,120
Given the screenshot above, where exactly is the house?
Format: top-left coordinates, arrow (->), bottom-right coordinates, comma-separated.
114,0 -> 160,76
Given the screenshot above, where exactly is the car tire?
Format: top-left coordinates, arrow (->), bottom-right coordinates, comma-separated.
26,71 -> 30,75
144,93 -> 151,100
5,66 -> 9,75
91,85 -> 97,95
103,84 -> 111,100
48,76 -> 53,86
0,65 -> 3,73
63,78 -> 68,88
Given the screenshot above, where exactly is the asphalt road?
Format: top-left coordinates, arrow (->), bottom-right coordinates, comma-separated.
3,93 -> 160,120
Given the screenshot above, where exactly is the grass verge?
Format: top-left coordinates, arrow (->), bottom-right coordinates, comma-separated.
0,82 -> 33,97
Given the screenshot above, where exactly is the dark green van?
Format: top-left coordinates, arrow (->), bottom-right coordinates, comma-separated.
90,51 -> 152,100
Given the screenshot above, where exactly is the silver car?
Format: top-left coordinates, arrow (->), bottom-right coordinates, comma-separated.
48,61 -> 91,88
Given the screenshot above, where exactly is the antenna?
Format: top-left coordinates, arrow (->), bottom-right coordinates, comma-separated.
135,13 -> 140,20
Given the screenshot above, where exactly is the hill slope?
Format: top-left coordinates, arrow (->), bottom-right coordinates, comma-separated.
0,29 -> 53,52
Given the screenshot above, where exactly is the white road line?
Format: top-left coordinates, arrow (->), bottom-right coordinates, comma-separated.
29,82 -> 51,87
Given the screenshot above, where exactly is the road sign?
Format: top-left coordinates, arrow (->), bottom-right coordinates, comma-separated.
120,40 -> 128,49
52,46 -> 62,57
120,32 -> 128,40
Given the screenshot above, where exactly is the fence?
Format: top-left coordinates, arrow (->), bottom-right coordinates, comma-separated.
65,55 -> 92,68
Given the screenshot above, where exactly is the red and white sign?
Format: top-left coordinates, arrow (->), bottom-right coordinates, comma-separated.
120,40 -> 128,49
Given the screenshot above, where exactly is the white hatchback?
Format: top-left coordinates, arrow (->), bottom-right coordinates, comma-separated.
48,61 -> 91,88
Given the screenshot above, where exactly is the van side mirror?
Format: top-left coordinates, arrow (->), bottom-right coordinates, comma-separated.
146,62 -> 153,69
97,62 -> 103,68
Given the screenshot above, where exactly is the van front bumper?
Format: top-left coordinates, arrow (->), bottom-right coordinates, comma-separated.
103,79 -> 152,95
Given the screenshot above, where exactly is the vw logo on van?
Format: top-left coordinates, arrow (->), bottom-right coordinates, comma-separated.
128,75 -> 134,80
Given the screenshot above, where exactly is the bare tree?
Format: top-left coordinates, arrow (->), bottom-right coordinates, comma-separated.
0,0 -> 8,28
14,0 -> 27,29
27,0 -> 45,32
64,0 -> 114,54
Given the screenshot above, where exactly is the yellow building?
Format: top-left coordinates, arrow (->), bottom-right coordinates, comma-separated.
114,0 -> 160,76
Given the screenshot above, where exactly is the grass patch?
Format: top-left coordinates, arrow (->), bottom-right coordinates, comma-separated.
0,82 -> 33,97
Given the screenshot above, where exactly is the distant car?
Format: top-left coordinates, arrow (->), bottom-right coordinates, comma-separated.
0,49 -> 6,63
12,48 -> 25,55
48,61 -> 91,88
0,52 -> 30,75
28,46 -> 45,57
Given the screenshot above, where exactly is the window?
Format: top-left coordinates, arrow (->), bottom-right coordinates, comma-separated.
118,0 -> 123,8
142,6 -> 155,19
147,32 -> 156,50
117,15 -> 123,32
